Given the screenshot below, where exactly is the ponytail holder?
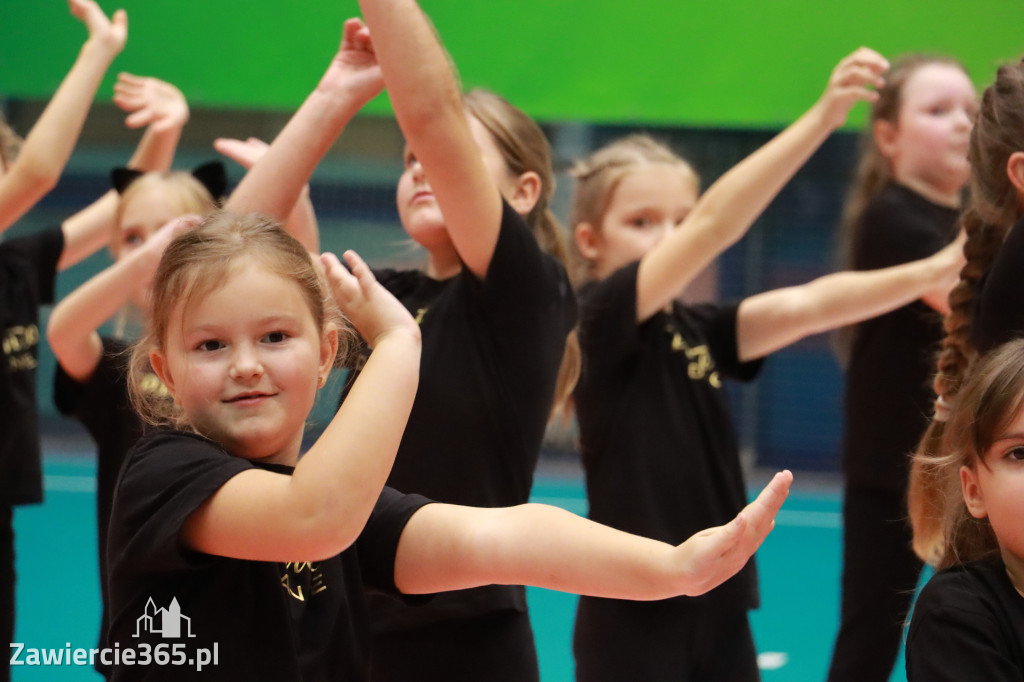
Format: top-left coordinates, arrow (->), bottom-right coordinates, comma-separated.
110,161 -> 227,201
933,394 -> 952,423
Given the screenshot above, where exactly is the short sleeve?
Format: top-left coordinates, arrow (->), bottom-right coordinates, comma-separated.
53,337 -> 130,417
109,431 -> 253,573
578,261 -> 643,362
355,487 -> 432,595
685,302 -> 764,383
470,199 -> 577,330
973,214 -> 1024,353
906,572 -> 1023,682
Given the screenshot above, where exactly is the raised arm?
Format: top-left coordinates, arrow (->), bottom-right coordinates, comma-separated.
394,470 -> 791,598
47,215 -> 196,382
634,48 -> 889,323
358,0 -> 503,278
216,137 -> 319,252
735,231 -> 965,362
58,73 -> 188,270
0,0 -> 126,234
180,251 -> 421,562
224,19 -> 381,234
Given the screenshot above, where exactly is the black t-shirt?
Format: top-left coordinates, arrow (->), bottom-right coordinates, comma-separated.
907,558 -> 1024,681
53,336 -> 164,661
574,261 -> 763,612
0,227 -> 63,505
843,183 -> 959,492
106,430 -> 431,681
340,200 -> 577,630
973,213 -> 1024,353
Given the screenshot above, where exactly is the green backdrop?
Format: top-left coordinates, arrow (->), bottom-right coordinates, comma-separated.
2,0 -> 1021,127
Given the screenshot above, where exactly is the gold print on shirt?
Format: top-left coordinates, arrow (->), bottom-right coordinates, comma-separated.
413,307 -> 428,325
281,562 -> 327,602
3,324 -> 39,371
667,328 -> 722,388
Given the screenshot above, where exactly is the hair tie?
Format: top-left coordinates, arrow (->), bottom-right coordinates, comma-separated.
110,161 -> 227,200
933,394 -> 952,423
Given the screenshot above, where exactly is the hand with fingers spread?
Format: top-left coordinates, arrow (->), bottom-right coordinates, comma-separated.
316,18 -> 384,110
320,250 -> 419,347
214,137 -> 271,170
816,47 -> 890,130
670,470 -> 792,595
68,0 -> 127,58
114,73 -> 189,133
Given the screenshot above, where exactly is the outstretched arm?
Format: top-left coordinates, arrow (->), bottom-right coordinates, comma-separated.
58,73 -> 188,270
179,251 -> 421,562
634,48 -> 889,323
0,0 -> 126,235
223,18 -> 381,239
215,137 -> 319,252
394,471 -> 791,598
735,231 -> 965,362
358,0 -> 503,278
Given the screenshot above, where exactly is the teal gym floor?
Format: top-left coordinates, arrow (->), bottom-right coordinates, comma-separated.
11,448 -> 921,681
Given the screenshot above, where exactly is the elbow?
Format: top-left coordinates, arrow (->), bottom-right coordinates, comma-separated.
13,158 -> 60,197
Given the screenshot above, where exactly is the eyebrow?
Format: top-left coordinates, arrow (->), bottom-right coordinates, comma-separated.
187,315 -> 302,334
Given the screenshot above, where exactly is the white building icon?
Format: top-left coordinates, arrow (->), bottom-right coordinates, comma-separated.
133,597 -> 195,638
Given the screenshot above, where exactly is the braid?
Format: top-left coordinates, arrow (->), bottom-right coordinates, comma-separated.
910,57 -> 1024,565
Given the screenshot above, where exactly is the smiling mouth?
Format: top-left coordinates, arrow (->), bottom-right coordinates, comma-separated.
224,392 -> 275,404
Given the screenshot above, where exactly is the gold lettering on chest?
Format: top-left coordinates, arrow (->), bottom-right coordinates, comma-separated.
667,327 -> 721,388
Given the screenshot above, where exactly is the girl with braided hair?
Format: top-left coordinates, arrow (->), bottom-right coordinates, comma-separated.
910,56 -> 1024,566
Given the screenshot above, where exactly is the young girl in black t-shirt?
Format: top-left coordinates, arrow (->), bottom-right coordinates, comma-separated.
905,339 -> 1024,681
828,55 -> 976,682
331,3 -> 580,678
106,210 -> 794,681
0,3 -> 126,679
568,49 -> 967,682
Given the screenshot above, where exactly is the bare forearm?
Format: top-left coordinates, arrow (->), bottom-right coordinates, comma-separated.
639,104 -> 835,320
288,330 -> 420,546
284,187 -> 320,253
225,90 -> 362,221
397,503 -> 684,599
126,126 -> 180,174
738,257 -> 944,361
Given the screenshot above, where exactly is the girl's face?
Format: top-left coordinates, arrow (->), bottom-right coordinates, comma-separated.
962,403 -> 1024,574
117,183 -> 187,259
576,164 -> 699,280
151,261 -> 336,466
395,114 -> 524,253
878,63 -> 977,202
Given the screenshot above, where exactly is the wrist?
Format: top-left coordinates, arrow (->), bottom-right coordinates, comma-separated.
307,88 -> 365,124
80,36 -> 121,63
371,325 -> 422,350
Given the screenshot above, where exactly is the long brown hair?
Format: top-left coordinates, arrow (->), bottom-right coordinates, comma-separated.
463,89 -> 580,417
129,211 -> 350,429
910,339 -> 1024,569
910,58 -> 1024,564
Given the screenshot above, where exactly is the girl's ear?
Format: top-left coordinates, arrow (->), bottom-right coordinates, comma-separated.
506,170 -> 541,216
873,119 -> 899,160
149,348 -> 177,399
960,464 -> 988,519
1005,152 -> 1024,199
318,327 -> 339,387
574,221 -> 602,261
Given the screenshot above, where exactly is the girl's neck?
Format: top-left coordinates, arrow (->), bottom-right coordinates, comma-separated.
896,175 -> 962,209
425,251 -> 463,280
999,547 -> 1024,599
